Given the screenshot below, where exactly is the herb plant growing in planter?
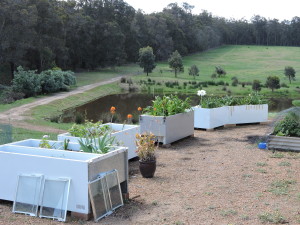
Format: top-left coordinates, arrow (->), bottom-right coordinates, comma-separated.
136,133 -> 157,178
194,91 -> 268,129
140,95 -> 194,145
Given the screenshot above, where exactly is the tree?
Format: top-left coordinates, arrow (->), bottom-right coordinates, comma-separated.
188,65 -> 199,79
265,76 -> 280,92
252,80 -> 261,92
215,66 -> 226,77
211,73 -> 217,80
168,50 -> 184,77
138,46 -> 156,76
284,66 -> 296,84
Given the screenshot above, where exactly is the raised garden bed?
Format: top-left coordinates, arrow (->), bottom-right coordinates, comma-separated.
0,144 -> 128,217
58,123 -> 139,159
268,135 -> 300,152
194,104 -> 268,129
140,110 -> 194,144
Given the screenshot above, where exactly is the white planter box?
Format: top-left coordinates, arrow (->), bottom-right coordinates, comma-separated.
193,106 -> 228,129
0,144 -> 128,215
139,111 -> 194,144
193,104 -> 268,129
8,139 -> 81,151
58,123 -> 139,160
226,104 -> 268,124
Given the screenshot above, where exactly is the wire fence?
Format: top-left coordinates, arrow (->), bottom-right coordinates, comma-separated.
0,124 -> 12,144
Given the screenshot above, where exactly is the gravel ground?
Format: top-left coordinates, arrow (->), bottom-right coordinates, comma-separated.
1,124 -> 300,225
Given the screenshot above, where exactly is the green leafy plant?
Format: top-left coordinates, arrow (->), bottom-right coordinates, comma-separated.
136,133 -> 157,162
143,95 -> 191,116
200,93 -> 267,108
68,121 -> 111,138
273,111 -> 300,137
63,139 -> 70,150
39,135 -> 51,149
78,132 -> 116,154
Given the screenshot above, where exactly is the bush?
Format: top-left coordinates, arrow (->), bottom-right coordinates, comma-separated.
40,70 -> 76,93
12,66 -> 41,97
292,100 -> 300,107
217,80 -> 225,85
0,87 -> 25,104
231,80 -> 238,86
273,111 -> 300,137
281,83 -> 289,88
120,77 -> 126,83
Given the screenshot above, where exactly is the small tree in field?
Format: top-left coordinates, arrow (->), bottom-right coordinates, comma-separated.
211,73 -> 217,80
265,76 -> 280,92
284,66 -> 296,84
215,66 -> 226,77
168,50 -> 184,77
252,80 -> 261,92
138,46 -> 156,76
188,65 -> 199,79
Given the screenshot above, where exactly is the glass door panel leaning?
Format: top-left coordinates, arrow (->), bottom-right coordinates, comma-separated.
13,174 -> 43,217
105,170 -> 123,210
39,178 -> 71,222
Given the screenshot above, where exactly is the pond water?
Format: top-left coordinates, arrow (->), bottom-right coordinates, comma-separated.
62,93 -> 294,124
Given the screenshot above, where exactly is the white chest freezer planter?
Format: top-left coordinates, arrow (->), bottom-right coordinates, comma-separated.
193,106 -> 228,129
58,123 -> 139,160
8,139 -> 82,151
0,144 -> 128,215
226,104 -> 268,125
139,110 -> 194,144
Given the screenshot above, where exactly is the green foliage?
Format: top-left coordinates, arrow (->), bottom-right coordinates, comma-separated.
292,100 -> 300,106
215,66 -> 226,77
40,70 -> 76,93
144,95 -> 191,116
168,50 -> 184,77
39,135 -> 51,149
284,66 -> 296,84
188,65 -> 199,79
268,179 -> 296,196
138,46 -> 156,76
0,87 -> 24,104
273,111 -> 300,137
78,132 -> 116,154
258,211 -> 287,224
201,93 -> 267,108
265,76 -> 280,92
68,121 -> 111,138
12,66 -> 41,97
252,80 -> 261,92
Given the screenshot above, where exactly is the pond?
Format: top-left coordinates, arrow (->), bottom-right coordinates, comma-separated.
61,93 -> 294,124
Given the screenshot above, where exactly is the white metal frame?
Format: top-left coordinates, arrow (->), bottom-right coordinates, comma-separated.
12,174 -> 44,217
39,177 -> 71,222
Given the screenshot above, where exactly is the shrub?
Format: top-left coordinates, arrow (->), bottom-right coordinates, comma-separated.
281,83 -> 289,88
0,87 -> 25,104
120,77 -> 126,83
292,100 -> 300,107
217,80 -> 225,85
231,80 -> 238,86
273,111 -> 300,137
252,80 -> 261,92
12,66 -> 41,97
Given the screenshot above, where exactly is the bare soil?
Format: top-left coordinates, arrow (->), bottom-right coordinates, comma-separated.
1,124 -> 300,225
0,77 -> 122,132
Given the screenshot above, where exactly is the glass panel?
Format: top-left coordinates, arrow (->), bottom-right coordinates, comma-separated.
105,170 -> 123,210
39,178 -> 71,222
88,177 -> 111,222
13,174 -> 43,216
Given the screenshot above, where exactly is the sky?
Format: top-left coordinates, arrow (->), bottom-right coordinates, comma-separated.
125,0 -> 300,21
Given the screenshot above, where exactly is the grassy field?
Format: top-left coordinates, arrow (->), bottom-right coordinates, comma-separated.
133,45 -> 300,97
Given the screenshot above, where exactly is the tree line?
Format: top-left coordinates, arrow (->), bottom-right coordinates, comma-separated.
1,0 -> 300,81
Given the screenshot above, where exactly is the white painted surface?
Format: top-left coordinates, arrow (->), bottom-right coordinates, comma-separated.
227,104 -> 268,124
58,123 -> 139,160
139,111 -> 194,144
193,106 -> 228,129
193,104 -> 268,129
0,145 -> 127,214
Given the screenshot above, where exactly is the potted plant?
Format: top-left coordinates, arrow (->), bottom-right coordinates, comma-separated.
136,133 -> 157,178
140,95 -> 194,144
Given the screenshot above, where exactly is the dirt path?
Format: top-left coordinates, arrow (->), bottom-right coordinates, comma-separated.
0,76 -> 123,132
1,124 -> 299,225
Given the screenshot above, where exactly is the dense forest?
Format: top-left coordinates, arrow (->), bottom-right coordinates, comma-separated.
1,0 -> 300,80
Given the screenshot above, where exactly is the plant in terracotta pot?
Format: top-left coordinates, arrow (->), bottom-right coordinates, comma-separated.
136,132 -> 157,178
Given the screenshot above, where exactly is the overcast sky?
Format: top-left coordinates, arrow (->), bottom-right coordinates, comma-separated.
125,0 -> 300,21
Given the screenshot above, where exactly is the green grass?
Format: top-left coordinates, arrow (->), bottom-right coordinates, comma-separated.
268,179 -> 296,196
27,83 -> 122,130
0,97 -> 37,113
258,211 -> 287,224
75,64 -> 140,86
133,45 -> 300,97
12,127 -> 58,142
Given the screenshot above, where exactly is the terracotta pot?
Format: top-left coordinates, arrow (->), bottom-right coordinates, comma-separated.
139,160 -> 156,178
